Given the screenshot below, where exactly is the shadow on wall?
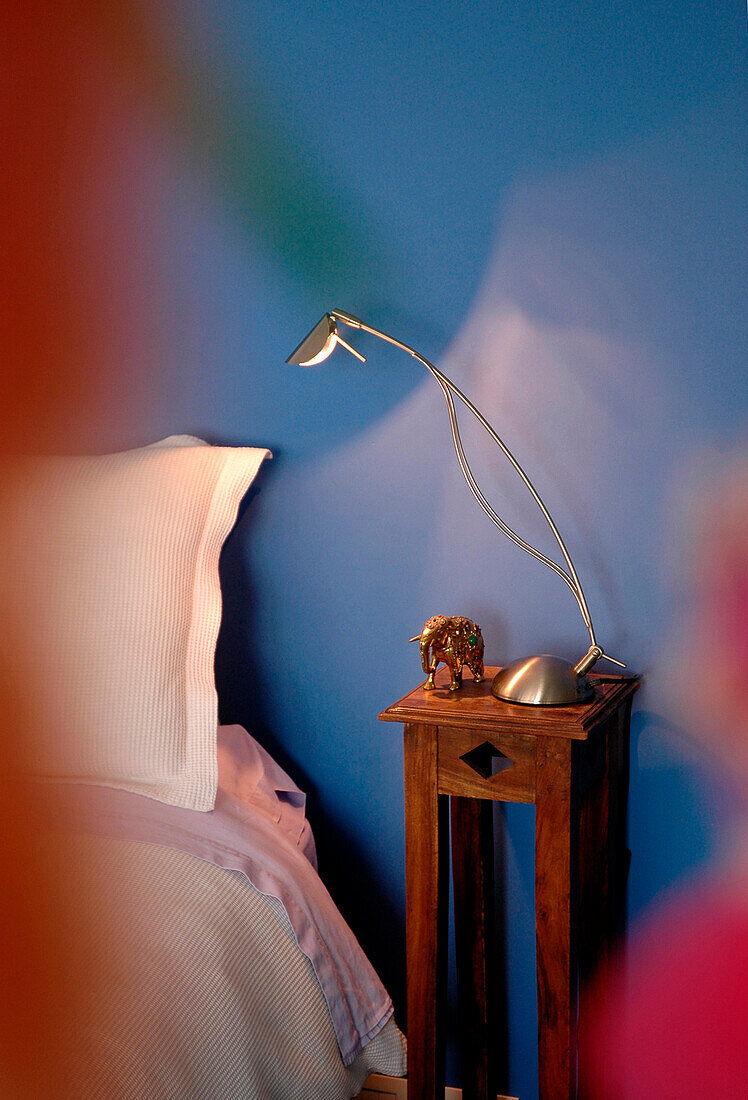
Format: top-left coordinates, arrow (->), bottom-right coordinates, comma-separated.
244,104 -> 745,1097
214,470 -> 408,1010
629,709 -> 722,908
273,105 -> 746,710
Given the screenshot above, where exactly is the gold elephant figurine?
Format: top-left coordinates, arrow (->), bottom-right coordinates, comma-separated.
411,615 -> 485,691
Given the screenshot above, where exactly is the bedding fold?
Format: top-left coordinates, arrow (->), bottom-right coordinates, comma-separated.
51,724 -> 395,1067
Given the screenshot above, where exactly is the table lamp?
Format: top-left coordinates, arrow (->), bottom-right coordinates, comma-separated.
287,309 -> 626,704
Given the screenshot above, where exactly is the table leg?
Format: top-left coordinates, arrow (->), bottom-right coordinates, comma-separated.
451,795 -> 501,1100
535,737 -> 578,1099
404,723 -> 448,1100
607,697 -> 633,944
577,704 -> 632,1095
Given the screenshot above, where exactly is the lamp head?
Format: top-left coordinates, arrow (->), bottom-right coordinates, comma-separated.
286,312 -> 366,366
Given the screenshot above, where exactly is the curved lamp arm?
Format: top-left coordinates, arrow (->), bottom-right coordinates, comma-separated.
287,309 -> 625,674
334,312 -> 595,635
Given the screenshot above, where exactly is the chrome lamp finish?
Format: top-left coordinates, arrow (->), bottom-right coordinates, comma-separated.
287,310 -> 625,705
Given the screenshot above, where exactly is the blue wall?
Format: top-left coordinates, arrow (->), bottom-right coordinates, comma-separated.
91,3 -> 746,1095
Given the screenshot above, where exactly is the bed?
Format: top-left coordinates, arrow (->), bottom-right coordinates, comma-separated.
6,435 -> 406,1099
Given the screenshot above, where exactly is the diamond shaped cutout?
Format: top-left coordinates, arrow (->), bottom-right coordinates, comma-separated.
460,740 -> 514,780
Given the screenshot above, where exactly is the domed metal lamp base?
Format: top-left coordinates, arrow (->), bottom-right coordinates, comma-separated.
491,646 -> 603,706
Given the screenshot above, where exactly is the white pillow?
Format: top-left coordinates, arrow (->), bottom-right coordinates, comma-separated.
7,435 -> 270,810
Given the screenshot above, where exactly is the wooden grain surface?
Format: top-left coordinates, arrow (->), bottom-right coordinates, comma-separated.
437,726 -> 536,803
393,675 -> 639,1100
534,736 -> 576,1099
403,722 -> 448,1099
380,667 -> 638,740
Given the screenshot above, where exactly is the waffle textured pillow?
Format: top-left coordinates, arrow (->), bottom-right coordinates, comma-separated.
9,435 -> 270,810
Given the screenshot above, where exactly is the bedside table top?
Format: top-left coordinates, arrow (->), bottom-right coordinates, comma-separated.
379,666 -> 639,740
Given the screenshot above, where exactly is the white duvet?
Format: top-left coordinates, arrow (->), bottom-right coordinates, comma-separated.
65,837 -> 406,1099
51,724 -> 406,1098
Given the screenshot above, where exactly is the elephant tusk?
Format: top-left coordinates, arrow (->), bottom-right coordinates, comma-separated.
408,636 -> 420,644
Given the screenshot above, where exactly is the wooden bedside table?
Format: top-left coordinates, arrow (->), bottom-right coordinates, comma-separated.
380,666 -> 639,1100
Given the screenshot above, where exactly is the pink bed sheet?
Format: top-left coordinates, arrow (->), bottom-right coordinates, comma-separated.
53,724 -> 394,1066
